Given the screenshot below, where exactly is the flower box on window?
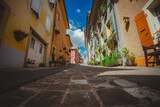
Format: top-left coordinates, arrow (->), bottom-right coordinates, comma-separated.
26,64 -> 36,68
26,58 -> 36,68
14,30 -> 28,41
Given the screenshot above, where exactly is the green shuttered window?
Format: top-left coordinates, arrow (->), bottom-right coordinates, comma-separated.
103,26 -> 107,42
109,15 -> 115,33
107,0 -> 110,7
99,36 -> 101,47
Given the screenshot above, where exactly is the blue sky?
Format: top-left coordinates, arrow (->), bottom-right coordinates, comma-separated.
65,0 -> 93,63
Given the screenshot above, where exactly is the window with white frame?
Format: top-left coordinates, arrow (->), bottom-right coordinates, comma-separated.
30,0 -> 41,19
45,14 -> 51,34
155,3 -> 160,23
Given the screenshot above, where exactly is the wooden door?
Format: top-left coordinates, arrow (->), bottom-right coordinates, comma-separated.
135,11 -> 154,46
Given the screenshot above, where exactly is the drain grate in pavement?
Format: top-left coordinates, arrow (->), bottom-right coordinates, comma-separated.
71,80 -> 88,84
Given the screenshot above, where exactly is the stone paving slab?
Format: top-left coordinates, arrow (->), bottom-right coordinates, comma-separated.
69,84 -> 91,91
71,79 -> 88,84
0,89 -> 35,107
22,82 -> 50,90
24,91 -> 64,107
63,91 -> 100,107
47,84 -> 69,91
97,88 -> 140,106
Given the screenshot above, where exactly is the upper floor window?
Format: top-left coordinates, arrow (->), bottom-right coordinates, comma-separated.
58,13 -> 61,21
30,0 -> 41,19
45,14 -> 51,34
48,0 -> 55,10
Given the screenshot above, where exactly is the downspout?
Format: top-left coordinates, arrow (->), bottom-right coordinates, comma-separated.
111,0 -> 119,40
51,0 -> 58,55
111,0 -> 126,65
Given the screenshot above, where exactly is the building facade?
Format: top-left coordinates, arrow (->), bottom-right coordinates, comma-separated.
71,47 -> 79,64
79,54 -> 83,64
85,0 -> 160,66
50,0 -> 71,65
0,0 -> 72,68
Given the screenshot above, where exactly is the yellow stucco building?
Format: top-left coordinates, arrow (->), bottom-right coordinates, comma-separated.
0,0 -> 55,68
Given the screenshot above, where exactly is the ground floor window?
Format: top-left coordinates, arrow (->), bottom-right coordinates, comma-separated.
30,38 -> 35,49
39,44 -> 43,54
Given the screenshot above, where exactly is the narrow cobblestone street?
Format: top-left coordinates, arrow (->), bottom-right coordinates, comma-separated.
0,65 -> 160,107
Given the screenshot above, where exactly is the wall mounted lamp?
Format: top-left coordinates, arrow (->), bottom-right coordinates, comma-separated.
123,17 -> 130,23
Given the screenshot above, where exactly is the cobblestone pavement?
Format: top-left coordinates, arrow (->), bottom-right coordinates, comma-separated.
0,65 -> 160,107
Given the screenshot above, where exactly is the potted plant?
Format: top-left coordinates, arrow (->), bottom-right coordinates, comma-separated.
14,30 -> 28,41
128,53 -> 136,66
39,62 -> 45,67
49,61 -> 54,67
89,61 -> 93,65
92,60 -> 95,65
26,58 -> 36,68
114,51 -> 122,66
100,3 -> 107,16
122,47 -> 136,66
87,62 -> 90,65
154,29 -> 160,44
59,56 -> 63,59
94,31 -> 98,37
107,33 -> 118,53
55,28 -> 60,34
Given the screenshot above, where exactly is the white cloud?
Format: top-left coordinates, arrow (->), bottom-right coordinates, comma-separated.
67,23 -> 85,47
69,20 -> 81,29
69,23 -> 77,30
77,9 -> 81,13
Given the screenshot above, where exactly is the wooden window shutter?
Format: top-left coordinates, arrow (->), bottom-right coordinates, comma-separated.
107,0 -> 110,7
